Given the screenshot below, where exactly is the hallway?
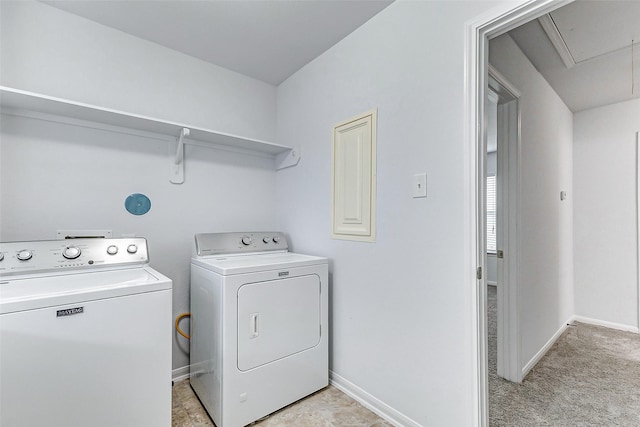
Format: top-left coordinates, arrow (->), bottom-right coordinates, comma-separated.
488,285 -> 640,425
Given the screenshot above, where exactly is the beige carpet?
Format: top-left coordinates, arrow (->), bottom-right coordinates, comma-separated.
488,285 -> 640,426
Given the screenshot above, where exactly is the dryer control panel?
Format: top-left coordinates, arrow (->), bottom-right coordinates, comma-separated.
194,232 -> 288,257
0,238 -> 149,276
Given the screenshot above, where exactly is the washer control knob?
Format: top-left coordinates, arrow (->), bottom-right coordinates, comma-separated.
127,244 -> 138,254
272,236 -> 281,244
263,237 -> 270,244
241,236 -> 252,246
106,245 -> 119,255
0,252 -> 4,262
16,249 -> 33,261
62,246 -> 81,259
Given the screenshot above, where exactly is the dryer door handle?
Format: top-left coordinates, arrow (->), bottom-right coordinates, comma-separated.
250,313 -> 259,338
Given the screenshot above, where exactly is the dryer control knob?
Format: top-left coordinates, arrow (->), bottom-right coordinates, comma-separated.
272,236 -> 280,244
127,244 -> 138,254
263,237 -> 270,244
62,246 -> 81,259
0,252 -> 4,262
106,245 -> 118,255
16,249 -> 33,261
241,236 -> 252,246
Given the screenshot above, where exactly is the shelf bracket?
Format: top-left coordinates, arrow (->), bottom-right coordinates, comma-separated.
276,146 -> 301,170
170,127 -> 190,184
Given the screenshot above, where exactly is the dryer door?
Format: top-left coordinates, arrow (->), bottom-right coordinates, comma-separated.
237,274 -> 321,371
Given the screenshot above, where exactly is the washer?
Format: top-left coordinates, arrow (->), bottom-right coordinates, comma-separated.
190,232 -> 328,427
0,238 -> 172,427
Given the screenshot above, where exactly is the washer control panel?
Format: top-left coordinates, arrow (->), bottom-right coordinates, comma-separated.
0,238 -> 149,276
194,232 -> 288,257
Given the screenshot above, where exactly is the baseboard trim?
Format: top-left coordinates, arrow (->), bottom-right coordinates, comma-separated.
487,281 -> 497,287
570,315 -> 639,333
172,365 -> 190,382
521,319 -> 570,379
329,371 -> 421,427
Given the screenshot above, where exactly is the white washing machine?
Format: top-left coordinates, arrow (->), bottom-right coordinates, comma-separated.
0,238 -> 172,427
190,232 -> 328,427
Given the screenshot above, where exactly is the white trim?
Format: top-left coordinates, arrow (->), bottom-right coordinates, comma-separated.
636,131 -> 640,332
488,66 -> 522,384
463,10 -> 485,426
538,14 -> 575,68
329,371 -> 421,427
521,319 -> 571,379
488,65 -> 521,100
172,365 -> 190,382
571,315 -> 639,334
487,281 -> 498,287
464,1 -> 575,425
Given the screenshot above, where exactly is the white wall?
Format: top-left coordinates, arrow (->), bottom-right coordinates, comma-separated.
0,1 -> 279,374
573,98 -> 640,329
489,35 -> 574,370
276,2 -> 500,425
0,0 -> 276,141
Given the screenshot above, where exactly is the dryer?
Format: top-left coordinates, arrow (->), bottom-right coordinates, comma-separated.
189,232 -> 328,427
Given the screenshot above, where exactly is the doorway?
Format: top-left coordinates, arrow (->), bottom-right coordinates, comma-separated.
464,0 -> 573,425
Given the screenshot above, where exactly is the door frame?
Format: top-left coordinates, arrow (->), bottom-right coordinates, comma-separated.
637,131 -> 640,332
463,0 -> 574,425
488,65 -> 522,383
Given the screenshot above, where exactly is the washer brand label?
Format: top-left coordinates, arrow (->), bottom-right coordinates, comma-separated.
57,307 -> 84,317
278,271 -> 289,277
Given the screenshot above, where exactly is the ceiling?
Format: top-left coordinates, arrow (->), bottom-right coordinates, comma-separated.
40,0 -> 639,111
42,0 -> 393,86
509,0 -> 640,112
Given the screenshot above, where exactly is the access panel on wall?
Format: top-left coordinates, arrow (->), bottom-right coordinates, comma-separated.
331,109 -> 377,242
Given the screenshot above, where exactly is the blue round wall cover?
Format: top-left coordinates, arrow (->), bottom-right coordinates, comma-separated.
125,193 -> 151,216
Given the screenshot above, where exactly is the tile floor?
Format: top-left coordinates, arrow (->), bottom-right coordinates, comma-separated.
172,379 -> 393,427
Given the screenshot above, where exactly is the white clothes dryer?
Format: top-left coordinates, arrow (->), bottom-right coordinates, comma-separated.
189,232 -> 328,427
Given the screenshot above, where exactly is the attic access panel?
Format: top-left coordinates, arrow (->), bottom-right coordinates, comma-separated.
549,1 -> 640,63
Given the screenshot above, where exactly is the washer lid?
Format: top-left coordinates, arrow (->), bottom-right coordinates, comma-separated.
191,252 -> 327,275
0,267 -> 171,314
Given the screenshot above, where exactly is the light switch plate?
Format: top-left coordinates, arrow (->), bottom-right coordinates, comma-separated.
413,173 -> 427,198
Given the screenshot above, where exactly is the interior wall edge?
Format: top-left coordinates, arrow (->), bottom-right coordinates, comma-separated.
329,371 -> 421,427
520,316 -> 572,379
570,315 -> 639,334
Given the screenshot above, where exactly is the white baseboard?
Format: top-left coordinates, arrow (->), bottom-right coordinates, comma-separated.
521,319 -> 570,379
570,315 -> 639,333
329,371 -> 421,427
172,365 -> 190,382
487,281 -> 497,287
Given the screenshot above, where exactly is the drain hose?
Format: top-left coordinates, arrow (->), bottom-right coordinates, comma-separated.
175,312 -> 191,339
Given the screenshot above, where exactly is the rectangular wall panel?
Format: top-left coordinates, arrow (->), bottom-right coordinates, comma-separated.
332,110 -> 376,242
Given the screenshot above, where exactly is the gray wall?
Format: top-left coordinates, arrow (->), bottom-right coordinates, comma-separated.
573,98 -> 640,330
276,2 -> 499,425
489,34 -> 574,371
0,1 -> 279,375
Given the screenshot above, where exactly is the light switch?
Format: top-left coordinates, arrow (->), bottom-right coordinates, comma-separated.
413,173 -> 427,198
